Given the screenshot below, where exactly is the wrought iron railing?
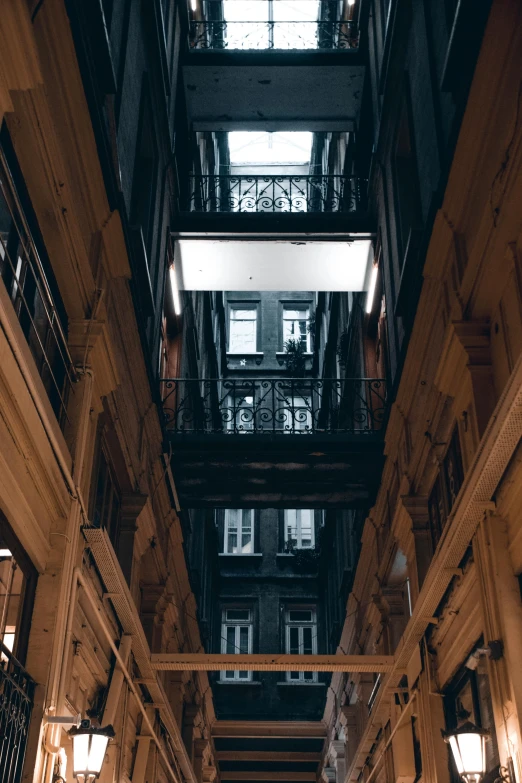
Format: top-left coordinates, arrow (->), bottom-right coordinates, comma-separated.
0,147 -> 76,425
183,175 -> 366,213
0,643 -> 35,783
160,378 -> 386,435
189,20 -> 359,50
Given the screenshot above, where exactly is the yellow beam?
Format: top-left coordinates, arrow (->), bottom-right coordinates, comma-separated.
212,721 -> 325,738
150,653 -> 394,673
220,773 -> 316,781
216,752 -> 321,762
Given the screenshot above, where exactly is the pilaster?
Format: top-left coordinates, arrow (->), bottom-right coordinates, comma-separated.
118,493 -> 148,587
401,496 -> 432,598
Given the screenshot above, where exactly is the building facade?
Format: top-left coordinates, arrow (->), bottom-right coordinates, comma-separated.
0,3 -> 521,783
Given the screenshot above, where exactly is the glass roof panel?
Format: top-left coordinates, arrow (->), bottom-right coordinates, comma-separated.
228,132 -> 313,165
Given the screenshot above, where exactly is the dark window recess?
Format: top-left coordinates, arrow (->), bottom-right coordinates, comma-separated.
131,80 -> 158,264
393,96 -> 422,268
444,657 -> 500,783
0,130 -> 75,426
428,427 -> 464,550
91,446 -> 121,549
411,716 -> 422,781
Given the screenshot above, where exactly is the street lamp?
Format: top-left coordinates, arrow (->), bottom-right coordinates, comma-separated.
69,719 -> 115,782
443,722 -> 489,783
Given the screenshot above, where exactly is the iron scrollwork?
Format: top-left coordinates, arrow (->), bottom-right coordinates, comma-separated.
160,378 -> 387,435
189,21 -> 359,50
185,175 -> 366,214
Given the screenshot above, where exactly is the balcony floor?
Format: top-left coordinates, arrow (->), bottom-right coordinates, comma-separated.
166,433 -> 384,509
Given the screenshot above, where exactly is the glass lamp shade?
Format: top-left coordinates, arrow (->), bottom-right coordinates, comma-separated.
70,721 -> 115,781
443,722 -> 489,783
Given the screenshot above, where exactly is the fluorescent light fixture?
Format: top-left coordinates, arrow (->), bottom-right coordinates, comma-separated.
190,0 -> 197,10
0,549 -> 12,558
347,0 -> 356,5
366,264 -> 378,314
169,266 -> 182,316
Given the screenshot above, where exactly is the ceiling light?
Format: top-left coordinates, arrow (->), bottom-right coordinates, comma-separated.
365,264 -> 378,314
169,265 -> 182,316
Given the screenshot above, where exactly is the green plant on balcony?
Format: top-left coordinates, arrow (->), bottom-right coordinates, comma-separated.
284,338 -> 307,377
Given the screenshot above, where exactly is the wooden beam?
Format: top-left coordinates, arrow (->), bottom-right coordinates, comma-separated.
216,752 -> 321,762
220,773 -> 316,781
151,653 -> 394,673
212,721 -> 326,739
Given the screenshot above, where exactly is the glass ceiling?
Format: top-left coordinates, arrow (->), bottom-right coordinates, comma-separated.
222,1 -> 320,23
221,1 -> 321,49
228,132 -> 313,165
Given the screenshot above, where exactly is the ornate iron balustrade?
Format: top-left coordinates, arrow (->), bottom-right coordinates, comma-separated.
0,643 -> 35,783
160,378 -> 386,435
0,147 -> 76,426
189,20 -> 359,50
183,175 -> 366,213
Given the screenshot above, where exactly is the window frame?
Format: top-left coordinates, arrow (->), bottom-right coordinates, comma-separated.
228,304 -> 258,354
284,510 -> 315,550
220,607 -> 253,682
282,304 -> 311,352
284,605 -> 318,683
223,510 -> 255,554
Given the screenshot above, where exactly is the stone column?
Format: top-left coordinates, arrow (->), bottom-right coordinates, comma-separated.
182,704 -> 202,762
329,739 -> 346,783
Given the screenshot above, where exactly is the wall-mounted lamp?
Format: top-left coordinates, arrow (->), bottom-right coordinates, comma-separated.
69,719 -> 115,783
443,722 -> 514,783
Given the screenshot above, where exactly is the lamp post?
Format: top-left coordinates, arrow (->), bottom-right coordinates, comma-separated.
69,719 -> 115,783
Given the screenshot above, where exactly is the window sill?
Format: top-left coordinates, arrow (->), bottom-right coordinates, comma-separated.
226,352 -> 265,357
277,681 -> 325,687
275,352 -> 313,358
216,680 -> 262,686
276,552 -> 315,557
219,553 -> 263,558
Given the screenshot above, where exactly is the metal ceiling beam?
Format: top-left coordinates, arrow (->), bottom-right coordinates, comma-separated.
220,773 -> 316,781
150,653 -> 394,673
212,721 -> 325,738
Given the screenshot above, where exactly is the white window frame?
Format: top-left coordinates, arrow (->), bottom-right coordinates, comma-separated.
220,608 -> 253,682
285,607 -> 317,683
284,510 -> 315,549
282,394 -> 311,433
282,306 -> 310,352
229,306 -> 257,353
226,393 -> 255,432
224,510 -> 255,554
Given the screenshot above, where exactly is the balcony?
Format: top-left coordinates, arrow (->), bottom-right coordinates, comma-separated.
161,378 -> 387,508
189,20 -> 359,50
0,642 -> 35,783
0,145 -> 76,427
176,175 -> 370,234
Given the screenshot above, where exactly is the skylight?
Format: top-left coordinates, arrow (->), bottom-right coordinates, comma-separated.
221,1 -> 320,49
228,132 -> 313,166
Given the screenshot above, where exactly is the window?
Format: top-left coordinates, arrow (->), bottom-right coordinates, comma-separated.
285,607 -> 317,682
224,510 -> 254,554
226,393 -> 255,432
221,608 -> 253,681
428,427 -> 464,551
282,395 -> 312,433
283,306 -> 310,351
444,653 -> 500,783
284,510 -> 315,549
229,307 -> 257,353
90,444 -> 121,549
0,512 -> 37,664
393,94 -> 421,266
131,79 -> 158,260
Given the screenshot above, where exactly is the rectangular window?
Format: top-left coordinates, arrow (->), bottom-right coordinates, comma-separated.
283,306 -> 310,351
224,510 -> 254,554
285,606 -> 317,682
428,427 -> 464,551
221,608 -> 253,681
90,445 -> 121,549
282,395 -> 312,433
284,510 -> 315,549
0,517 -> 37,665
229,307 -> 257,353
226,393 -> 255,432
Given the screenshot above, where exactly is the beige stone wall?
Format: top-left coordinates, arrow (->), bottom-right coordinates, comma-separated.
324,3 -> 522,783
